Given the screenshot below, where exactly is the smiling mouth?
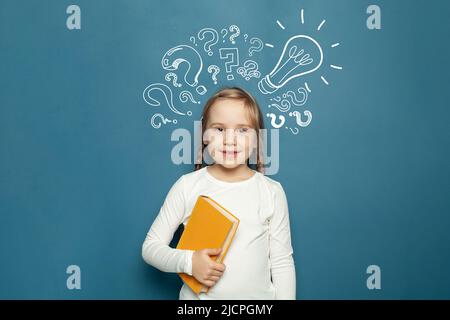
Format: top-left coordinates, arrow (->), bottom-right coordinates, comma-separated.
221,150 -> 241,156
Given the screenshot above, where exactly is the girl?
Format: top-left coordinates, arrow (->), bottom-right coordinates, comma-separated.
142,87 -> 296,300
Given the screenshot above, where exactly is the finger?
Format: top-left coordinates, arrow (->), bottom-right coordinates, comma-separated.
212,263 -> 226,272
206,248 -> 222,256
209,269 -> 223,277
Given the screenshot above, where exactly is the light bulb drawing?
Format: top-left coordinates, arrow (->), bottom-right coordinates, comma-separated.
258,35 -> 323,95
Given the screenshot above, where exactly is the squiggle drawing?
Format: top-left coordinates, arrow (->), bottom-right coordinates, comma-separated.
151,113 -> 178,129
269,87 -> 308,113
268,99 -> 291,113
143,83 -> 186,116
285,88 -> 307,106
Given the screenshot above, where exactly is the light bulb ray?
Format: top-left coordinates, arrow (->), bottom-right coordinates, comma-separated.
317,19 -> 326,31
330,65 -> 343,70
277,20 -> 285,30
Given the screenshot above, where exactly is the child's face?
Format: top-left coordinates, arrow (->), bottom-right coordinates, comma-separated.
204,99 -> 257,169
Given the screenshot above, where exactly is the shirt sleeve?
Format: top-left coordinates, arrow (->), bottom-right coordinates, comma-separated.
269,182 -> 296,300
141,175 -> 195,276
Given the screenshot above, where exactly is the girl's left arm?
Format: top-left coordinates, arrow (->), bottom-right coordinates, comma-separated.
269,182 -> 296,300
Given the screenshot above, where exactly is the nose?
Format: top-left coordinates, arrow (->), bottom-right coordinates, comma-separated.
223,128 -> 237,146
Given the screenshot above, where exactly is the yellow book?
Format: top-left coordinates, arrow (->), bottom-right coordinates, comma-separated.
176,195 -> 240,295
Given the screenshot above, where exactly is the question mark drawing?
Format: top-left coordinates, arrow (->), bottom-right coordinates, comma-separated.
189,36 -> 197,46
196,85 -> 207,95
164,72 -> 181,87
219,48 -> 240,81
179,91 -> 200,105
208,65 -> 220,84
220,28 -> 228,43
143,83 -> 186,116
268,99 -> 291,113
285,126 -> 299,135
266,113 -> 286,129
197,28 -> 219,56
284,87 -> 308,106
161,45 -> 203,87
228,25 -> 240,44
248,37 -> 264,57
244,34 -> 248,42
237,60 -> 261,81
150,113 -> 178,129
289,110 -> 312,127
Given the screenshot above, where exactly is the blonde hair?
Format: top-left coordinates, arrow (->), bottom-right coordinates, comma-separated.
194,87 -> 265,174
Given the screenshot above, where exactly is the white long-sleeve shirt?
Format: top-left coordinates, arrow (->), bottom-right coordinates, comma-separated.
142,166 -> 296,300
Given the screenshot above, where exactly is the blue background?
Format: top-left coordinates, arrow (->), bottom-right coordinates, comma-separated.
1,0 -> 449,299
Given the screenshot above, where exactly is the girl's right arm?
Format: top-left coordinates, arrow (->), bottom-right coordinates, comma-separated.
142,175 -> 195,275
142,175 -> 226,287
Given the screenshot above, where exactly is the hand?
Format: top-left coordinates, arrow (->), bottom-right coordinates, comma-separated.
192,248 -> 226,288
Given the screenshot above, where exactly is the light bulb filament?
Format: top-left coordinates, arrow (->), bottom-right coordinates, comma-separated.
272,46 -> 314,83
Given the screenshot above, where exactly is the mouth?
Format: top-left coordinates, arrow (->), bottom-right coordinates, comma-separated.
221,150 -> 241,157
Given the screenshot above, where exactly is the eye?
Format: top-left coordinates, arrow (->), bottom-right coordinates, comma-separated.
215,127 -> 224,132
237,127 -> 249,133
